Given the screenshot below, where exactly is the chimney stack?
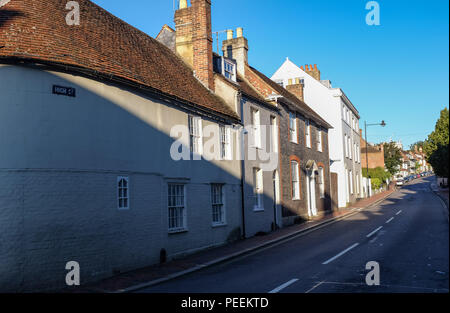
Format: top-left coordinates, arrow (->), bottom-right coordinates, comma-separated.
226,29 -> 233,40
303,64 -> 321,81
222,27 -> 249,76
174,0 -> 214,90
179,0 -> 188,9
286,82 -> 304,102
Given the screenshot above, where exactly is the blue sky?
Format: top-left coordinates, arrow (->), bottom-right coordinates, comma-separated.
92,0 -> 449,149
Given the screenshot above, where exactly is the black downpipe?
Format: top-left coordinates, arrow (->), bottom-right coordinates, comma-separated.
239,93 -> 246,239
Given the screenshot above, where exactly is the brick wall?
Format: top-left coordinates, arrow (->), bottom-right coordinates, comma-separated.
278,102 -> 332,223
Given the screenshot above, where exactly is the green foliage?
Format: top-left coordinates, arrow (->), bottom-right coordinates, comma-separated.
383,142 -> 403,176
414,161 -> 421,173
362,167 -> 391,189
423,108 -> 449,178
371,178 -> 382,190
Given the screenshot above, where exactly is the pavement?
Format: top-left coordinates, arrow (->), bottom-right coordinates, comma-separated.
65,184 -> 398,293
135,176 -> 448,293
430,177 -> 449,211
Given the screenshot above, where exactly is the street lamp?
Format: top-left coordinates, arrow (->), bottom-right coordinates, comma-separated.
364,120 -> 386,197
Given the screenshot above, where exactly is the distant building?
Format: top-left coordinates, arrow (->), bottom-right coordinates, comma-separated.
360,133 -> 386,169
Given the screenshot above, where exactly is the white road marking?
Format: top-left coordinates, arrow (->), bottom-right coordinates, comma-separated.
366,226 -> 383,238
268,278 -> 299,293
396,210 -> 402,215
305,281 -> 324,293
386,217 -> 395,224
322,243 -> 360,265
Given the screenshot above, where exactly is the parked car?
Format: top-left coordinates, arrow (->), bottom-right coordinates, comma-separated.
396,178 -> 404,186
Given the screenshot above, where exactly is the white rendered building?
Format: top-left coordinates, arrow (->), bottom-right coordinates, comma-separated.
271,58 -> 364,207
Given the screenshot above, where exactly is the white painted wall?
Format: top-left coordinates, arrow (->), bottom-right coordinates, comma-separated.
0,64 -> 244,291
271,59 -> 363,207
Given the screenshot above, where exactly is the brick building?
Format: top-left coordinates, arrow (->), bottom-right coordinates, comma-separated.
360,131 -> 386,169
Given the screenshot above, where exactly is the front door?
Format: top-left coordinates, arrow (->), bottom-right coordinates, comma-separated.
272,171 -> 279,228
307,171 -> 317,217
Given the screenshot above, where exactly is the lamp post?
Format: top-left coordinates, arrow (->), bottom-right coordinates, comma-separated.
364,120 -> 386,197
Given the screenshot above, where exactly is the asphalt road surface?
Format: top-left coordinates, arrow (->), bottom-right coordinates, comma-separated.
138,176 -> 449,293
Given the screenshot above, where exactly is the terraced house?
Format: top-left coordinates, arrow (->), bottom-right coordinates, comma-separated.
0,0 -> 334,292
157,1 -> 282,237
220,31 -> 333,224
0,0 -> 246,291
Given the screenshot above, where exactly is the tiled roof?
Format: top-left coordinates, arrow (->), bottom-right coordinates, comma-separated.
237,74 -> 271,105
0,0 -> 239,121
246,65 -> 332,129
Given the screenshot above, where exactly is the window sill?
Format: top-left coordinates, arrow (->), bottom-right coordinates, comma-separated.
253,207 -> 265,212
292,198 -> 301,201
212,223 -> 227,228
168,229 -> 188,235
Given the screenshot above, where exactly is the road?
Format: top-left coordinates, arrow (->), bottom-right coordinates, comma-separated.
138,177 -> 449,293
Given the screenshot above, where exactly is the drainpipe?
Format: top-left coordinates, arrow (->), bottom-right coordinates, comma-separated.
238,92 -> 246,239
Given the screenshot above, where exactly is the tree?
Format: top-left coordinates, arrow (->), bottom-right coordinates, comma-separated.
414,161 -> 421,174
423,108 -> 449,178
383,142 -> 403,176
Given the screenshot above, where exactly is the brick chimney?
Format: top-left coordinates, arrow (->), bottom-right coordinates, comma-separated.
174,0 -> 214,90
222,27 -> 249,76
301,64 -> 321,81
286,82 -> 304,102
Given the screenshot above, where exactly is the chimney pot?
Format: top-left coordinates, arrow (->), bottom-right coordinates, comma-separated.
227,29 -> 233,40
179,0 -> 188,9
236,27 -> 243,38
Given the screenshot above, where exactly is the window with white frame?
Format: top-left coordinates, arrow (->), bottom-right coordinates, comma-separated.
168,184 -> 186,232
224,60 -> 236,81
289,112 -> 297,143
305,119 -> 311,148
318,167 -> 325,198
253,168 -> 263,210
251,108 -> 261,148
220,125 -> 232,160
271,116 -> 278,153
211,184 -> 225,225
349,170 -> 354,194
356,172 -> 360,194
344,134 -> 348,157
117,176 -> 129,210
189,116 -> 203,155
291,160 -> 300,200
348,137 -> 352,159
317,128 -> 322,152
357,144 -> 361,162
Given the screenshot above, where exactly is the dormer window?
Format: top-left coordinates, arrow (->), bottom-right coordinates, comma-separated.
213,56 -> 237,82
224,60 -> 236,81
